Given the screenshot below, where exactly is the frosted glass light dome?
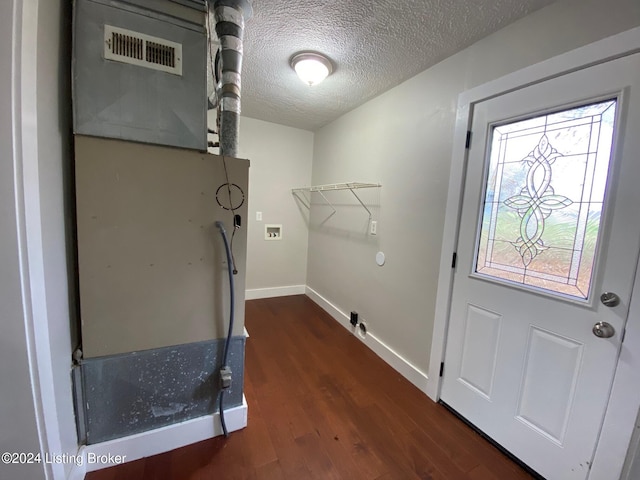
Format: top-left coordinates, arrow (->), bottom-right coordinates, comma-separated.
291,53 -> 333,86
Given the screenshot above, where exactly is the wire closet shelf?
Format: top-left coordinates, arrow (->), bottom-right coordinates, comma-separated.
291,182 -> 381,220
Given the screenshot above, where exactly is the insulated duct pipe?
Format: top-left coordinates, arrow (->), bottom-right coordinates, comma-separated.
211,0 -> 252,157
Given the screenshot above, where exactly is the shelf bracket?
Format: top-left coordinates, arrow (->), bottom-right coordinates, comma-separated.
292,190 -> 311,210
348,188 -> 373,221
317,191 -> 337,218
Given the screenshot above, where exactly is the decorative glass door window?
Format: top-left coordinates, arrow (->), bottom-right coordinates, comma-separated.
475,99 -> 617,299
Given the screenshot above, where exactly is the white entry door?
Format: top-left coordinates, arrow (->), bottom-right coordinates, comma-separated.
440,53 -> 640,480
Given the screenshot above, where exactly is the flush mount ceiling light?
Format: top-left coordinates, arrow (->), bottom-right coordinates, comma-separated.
290,52 -> 333,86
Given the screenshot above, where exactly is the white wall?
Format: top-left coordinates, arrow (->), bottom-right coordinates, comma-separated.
236,116 -> 314,296
307,0 -> 640,381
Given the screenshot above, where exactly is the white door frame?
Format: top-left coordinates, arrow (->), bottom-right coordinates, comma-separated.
428,26 -> 640,479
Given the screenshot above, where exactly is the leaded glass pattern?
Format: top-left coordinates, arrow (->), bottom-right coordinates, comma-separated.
475,100 -> 617,299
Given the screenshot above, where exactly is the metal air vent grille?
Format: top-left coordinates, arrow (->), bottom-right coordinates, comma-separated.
146,41 -> 176,69
104,25 -> 182,76
110,31 -> 143,60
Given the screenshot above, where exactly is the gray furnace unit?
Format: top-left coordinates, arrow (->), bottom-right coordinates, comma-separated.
72,0 -> 249,445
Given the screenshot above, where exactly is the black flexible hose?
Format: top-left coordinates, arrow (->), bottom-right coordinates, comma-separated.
219,389 -> 227,437
215,221 -> 235,437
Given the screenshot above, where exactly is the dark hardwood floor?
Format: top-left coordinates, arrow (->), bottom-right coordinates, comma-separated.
86,295 -> 533,479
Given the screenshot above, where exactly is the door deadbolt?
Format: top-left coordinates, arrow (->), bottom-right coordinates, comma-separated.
600,292 -> 620,307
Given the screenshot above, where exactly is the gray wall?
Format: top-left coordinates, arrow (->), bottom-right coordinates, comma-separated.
0,1 -> 49,479
307,0 -> 640,377
2,0 -> 638,477
622,407 -> 640,479
209,113 -> 314,294
239,118 -> 313,292
0,0 -> 77,479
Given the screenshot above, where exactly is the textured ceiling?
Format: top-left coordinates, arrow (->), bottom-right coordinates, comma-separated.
239,0 -> 557,131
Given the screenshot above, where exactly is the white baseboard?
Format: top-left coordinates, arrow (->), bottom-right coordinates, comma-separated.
245,285 -> 306,300
78,396 -> 248,474
305,287 -> 429,395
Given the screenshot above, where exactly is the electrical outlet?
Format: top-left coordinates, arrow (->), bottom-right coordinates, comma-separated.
350,311 -> 358,326
370,220 -> 377,235
359,322 -> 367,336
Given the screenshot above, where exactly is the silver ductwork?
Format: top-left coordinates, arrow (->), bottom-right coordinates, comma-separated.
73,0 -> 208,150
208,0 -> 252,157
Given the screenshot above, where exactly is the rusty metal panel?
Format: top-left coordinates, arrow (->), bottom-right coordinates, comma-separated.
80,336 -> 245,444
